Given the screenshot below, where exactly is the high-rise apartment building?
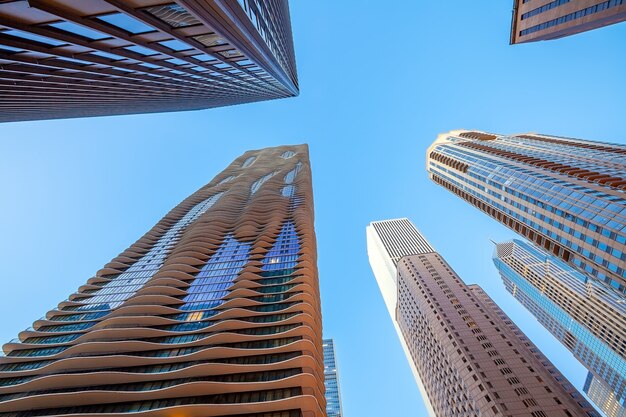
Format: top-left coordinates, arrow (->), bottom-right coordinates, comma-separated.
427,130 -> 626,295
368,218 -> 599,417
322,338 -> 343,417
0,145 -> 325,417
494,238 -> 626,417
511,0 -> 626,44
0,0 -> 298,122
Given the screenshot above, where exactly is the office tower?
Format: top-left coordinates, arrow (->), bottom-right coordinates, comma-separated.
510,0 -> 626,44
427,130 -> 626,295
0,1 -> 298,122
368,218 -> 600,417
366,218 -> 438,416
322,339 -> 343,417
585,373 -> 626,417
0,145 -> 325,417
494,238 -> 626,417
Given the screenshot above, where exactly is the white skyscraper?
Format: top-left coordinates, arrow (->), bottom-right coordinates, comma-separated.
366,218 -> 437,417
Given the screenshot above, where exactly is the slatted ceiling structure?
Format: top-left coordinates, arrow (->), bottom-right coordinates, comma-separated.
0,145 -> 325,417
0,0 -> 298,123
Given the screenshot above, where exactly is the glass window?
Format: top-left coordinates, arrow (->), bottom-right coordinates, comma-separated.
90,50 -> 125,61
242,156 -> 256,167
125,45 -> 157,56
159,39 -> 192,51
251,172 -> 276,195
139,62 -> 160,69
165,58 -> 187,66
145,4 -> 201,28
48,22 -> 108,40
0,44 -> 22,52
192,53 -> 218,62
193,34 -> 227,47
96,13 -> 154,34
3,29 -> 65,46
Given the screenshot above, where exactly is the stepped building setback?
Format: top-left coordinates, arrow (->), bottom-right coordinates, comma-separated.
0,0 -> 298,122
368,218 -> 600,417
0,145 -> 325,417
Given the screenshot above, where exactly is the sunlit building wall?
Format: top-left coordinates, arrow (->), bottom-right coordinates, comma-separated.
366,218 -> 438,417
368,218 -> 599,417
494,238 -> 626,417
427,130 -> 626,295
511,0 -> 626,44
0,145 -> 325,417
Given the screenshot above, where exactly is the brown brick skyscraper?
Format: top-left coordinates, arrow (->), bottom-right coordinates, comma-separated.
0,0 -> 298,122
369,218 -> 600,417
0,145 -> 324,417
511,0 -> 626,44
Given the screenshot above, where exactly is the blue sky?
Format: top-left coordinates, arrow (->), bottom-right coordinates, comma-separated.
1,2 -> 626,417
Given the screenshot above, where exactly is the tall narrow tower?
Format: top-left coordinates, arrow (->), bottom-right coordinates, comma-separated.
368,218 -> 600,417
366,218 -> 437,416
323,338 -> 343,417
427,130 -> 626,295
0,145 -> 325,417
494,239 -> 626,417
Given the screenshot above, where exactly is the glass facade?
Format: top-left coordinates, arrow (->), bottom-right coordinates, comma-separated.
323,339 -> 343,417
427,131 -> 626,295
0,145 -> 325,417
585,373 -> 626,417
0,0 -> 299,122
494,239 -> 626,417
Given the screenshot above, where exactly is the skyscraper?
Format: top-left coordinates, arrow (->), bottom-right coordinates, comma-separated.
0,145 -> 325,417
366,218 -> 438,416
510,0 -> 626,44
368,218 -> 599,417
0,0 -> 298,122
494,238 -> 626,417
322,339 -> 343,417
427,130 -> 626,295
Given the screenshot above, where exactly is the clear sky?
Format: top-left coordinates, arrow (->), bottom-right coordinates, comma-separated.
1,2 -> 625,417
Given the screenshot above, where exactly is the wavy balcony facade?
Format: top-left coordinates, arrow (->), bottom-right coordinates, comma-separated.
0,144 -> 325,417
0,0 -> 299,122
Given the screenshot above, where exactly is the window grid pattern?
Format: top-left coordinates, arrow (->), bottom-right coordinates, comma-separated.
397,250 -> 599,417
0,0 -> 298,122
323,339 -> 343,417
371,218 -> 435,265
0,146 -> 324,417
520,0 -> 625,36
494,239 -> 626,417
427,131 -> 626,295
